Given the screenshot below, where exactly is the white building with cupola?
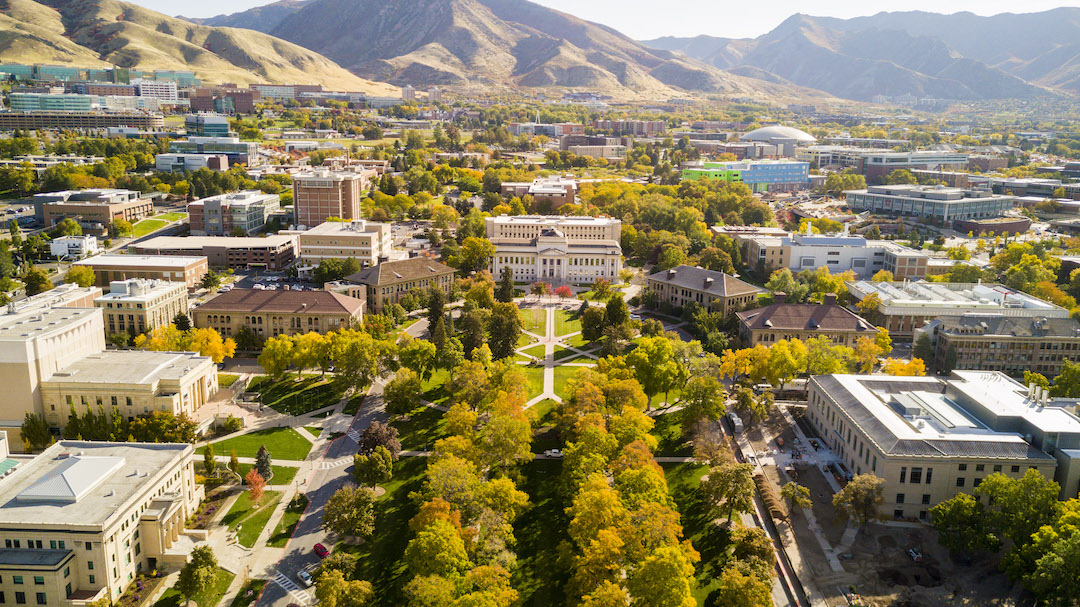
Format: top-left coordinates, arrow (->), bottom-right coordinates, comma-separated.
485,215 -> 622,284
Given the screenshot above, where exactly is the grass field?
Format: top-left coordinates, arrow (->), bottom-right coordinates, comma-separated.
553,365 -> 589,399
420,368 -> 451,406
554,310 -> 583,336
228,579 -> 267,607
132,219 -> 166,237
553,345 -> 579,361
651,411 -> 694,457
521,308 -> 547,336
561,332 -> 593,350
512,459 -> 569,606
529,398 -> 559,427
154,568 -> 234,607
223,490 -> 282,548
198,427 -> 314,461
234,464 -> 299,486
153,212 -> 186,221
518,344 -> 546,362
343,393 -> 366,415
664,462 -> 723,603
268,494 -> 309,548
251,375 -> 348,416
394,405 -> 447,452
522,366 -> 545,400
218,373 -> 240,388
303,426 -> 322,437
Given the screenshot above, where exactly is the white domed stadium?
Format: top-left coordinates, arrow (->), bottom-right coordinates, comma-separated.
741,125 -> 816,143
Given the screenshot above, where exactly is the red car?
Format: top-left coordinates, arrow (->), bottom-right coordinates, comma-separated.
314,543 -> 329,558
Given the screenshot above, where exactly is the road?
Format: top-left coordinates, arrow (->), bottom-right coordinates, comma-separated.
255,381 -> 389,607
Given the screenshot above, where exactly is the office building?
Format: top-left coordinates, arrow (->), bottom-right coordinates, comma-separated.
187,191 -> 280,236
68,83 -> 135,97
486,215 -> 622,283
71,255 -> 208,290
0,155 -> 104,175
646,265 -> 763,314
131,80 -> 177,102
508,122 -> 584,137
49,236 -> 98,260
401,85 -> 415,101
192,289 -> 364,338
188,88 -> 259,114
0,112 -> 164,131
806,372 -> 1080,519
183,114 -> 229,137
682,160 -> 810,193
737,293 -> 877,347
133,236 -> 297,271
291,167 -> 375,227
844,185 -> 1017,223
9,93 -> 93,112
847,280 -> 1069,337
31,190 -> 152,235
590,119 -> 665,136
428,87 -> 442,103
0,441 -> 203,604
168,137 -> 256,166
795,146 -> 968,179
154,154 -> 228,174
745,225 -> 928,279
94,279 -> 189,337
919,314 -> 1080,378
341,257 -> 455,313
499,177 -> 576,209
286,220 -> 392,267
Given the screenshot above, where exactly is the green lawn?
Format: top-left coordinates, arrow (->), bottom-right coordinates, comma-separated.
132,219 -> 167,237
303,426 -> 323,438
553,345 -> 579,361
517,333 -> 536,348
394,406 -> 447,452
664,463 -> 724,603
521,308 -> 547,336
223,490 -> 283,548
198,427 -> 314,461
651,411 -> 694,457
235,464 -> 299,486
344,393 -> 366,415
253,375 -> 348,416
512,459 -> 569,606
553,365 -> 590,399
420,368 -> 451,406
228,579 -> 267,607
529,398 -> 559,427
554,310 -> 583,337
154,568 -> 235,607
517,344 -> 546,362
561,332 -> 594,350
340,457 -> 427,606
268,494 -> 309,548
153,212 -> 186,221
218,373 -> 240,388
522,366 -> 545,400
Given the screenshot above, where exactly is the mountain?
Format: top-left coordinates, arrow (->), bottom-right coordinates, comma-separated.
190,0 -> 835,100
0,0 -> 397,93
643,11 -> 1069,101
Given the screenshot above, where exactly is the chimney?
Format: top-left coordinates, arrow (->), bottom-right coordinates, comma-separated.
824,293 -> 838,306
774,292 -> 787,304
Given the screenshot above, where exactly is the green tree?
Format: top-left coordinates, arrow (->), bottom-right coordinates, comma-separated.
766,339 -> 807,392
323,485 -> 376,537
626,336 -> 681,404
929,493 -> 1000,556
604,294 -> 629,328
384,367 -> 422,418
20,412 -> 52,452
353,446 -> 394,488
52,218 -> 82,237
976,469 -> 1063,548
1024,370 -> 1051,391
764,269 -> 808,303
780,482 -> 811,511
1050,359 -> 1080,397
315,570 -> 373,607
487,302 -> 522,361
832,474 -> 885,527
257,335 -> 294,379
203,442 -> 217,476
404,519 -> 471,578
453,237 -> 496,274
65,265 -> 95,287
626,544 -> 698,607
581,306 -> 606,342
701,462 -> 755,523
495,267 -> 514,303
173,312 -> 192,331
23,267 -> 51,296
398,339 -> 437,382
255,444 -> 272,481
679,376 -> 726,428
200,271 -> 221,290
176,545 -> 217,606
804,336 -> 853,375
710,563 -> 773,607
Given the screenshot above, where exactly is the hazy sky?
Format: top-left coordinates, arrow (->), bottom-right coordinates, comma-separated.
137,0 -> 1080,39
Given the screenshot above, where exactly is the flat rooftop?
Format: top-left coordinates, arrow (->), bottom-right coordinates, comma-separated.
0,307 -> 99,342
849,281 -> 1064,313
487,215 -> 618,226
47,350 -> 210,385
74,254 -> 206,268
292,220 -> 389,235
0,441 -> 189,528
137,235 -> 296,249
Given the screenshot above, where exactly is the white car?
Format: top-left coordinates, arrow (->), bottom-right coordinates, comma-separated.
297,570 -> 313,587
544,449 -> 563,459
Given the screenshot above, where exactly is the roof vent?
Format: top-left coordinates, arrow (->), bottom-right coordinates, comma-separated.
667,269 -> 677,278
704,277 -> 714,288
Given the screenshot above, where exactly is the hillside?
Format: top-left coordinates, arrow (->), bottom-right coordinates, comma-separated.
195,0 -> 836,101
643,11 -> 1066,101
0,0 -> 397,93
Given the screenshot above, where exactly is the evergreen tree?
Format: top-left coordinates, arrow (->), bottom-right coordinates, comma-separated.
496,267 -> 514,303
203,443 -> 217,476
255,444 -> 273,481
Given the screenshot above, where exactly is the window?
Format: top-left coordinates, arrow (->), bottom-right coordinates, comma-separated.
993,464 -> 1002,472
894,509 -> 904,519
909,467 -> 923,484
87,562 -> 93,571
926,468 -> 933,484
13,576 -> 23,585
1011,465 -> 1020,473
85,542 -> 91,550
63,568 -> 68,579
974,478 -> 983,487
49,541 -> 55,550
976,464 -> 985,472
33,578 -> 43,586
899,467 -> 906,483
34,594 -> 43,606
956,477 -> 965,487
57,542 -> 63,550
922,494 -> 931,505
896,493 -> 905,504
89,574 -> 96,584
14,592 -> 23,605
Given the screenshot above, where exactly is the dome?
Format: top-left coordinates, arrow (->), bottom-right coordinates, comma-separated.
741,125 -> 816,143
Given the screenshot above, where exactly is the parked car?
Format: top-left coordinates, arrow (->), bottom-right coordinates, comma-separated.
314,543 -> 329,558
297,571 -> 313,587
908,548 -> 923,563
544,449 -> 563,459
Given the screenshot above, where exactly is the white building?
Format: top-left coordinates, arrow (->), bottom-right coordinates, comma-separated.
283,220 -> 394,269
49,235 -> 99,260
132,79 -> 179,101
154,153 -> 228,173
401,85 -> 416,101
745,224 -> 929,279
486,215 -> 622,283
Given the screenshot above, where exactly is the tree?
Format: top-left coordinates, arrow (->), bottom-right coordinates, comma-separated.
530,281 -> 550,300
384,368 -> 422,418
245,469 -> 265,503
255,444 -> 272,481
353,446 -> 394,488
581,306 -> 606,342
229,451 -> 240,476
882,358 -> 926,376
913,332 -> 933,363
200,271 -> 221,290
604,294 -> 629,328
454,237 -> 495,274
330,330 -> 396,392
766,339 -> 807,392
855,292 -> 881,318
853,336 -> 884,374
591,278 -> 613,302
53,218 -> 82,237
929,493 -> 1000,556
173,312 -> 192,331
679,376 -> 726,428
875,328 -> 892,353
832,474 -> 885,527
1050,359 -> 1080,397
404,519 -> 471,578
112,219 -> 133,237
399,339 -> 437,382
315,570 -> 373,607
495,267 -> 514,303
358,421 -> 401,459
764,269 -> 808,303
710,563 -> 773,607
976,469 -> 1062,548
804,336 -> 853,376
1024,370 -> 1051,391
23,267 -> 51,296
20,412 -> 52,452
323,485 -> 376,537
780,482 -> 811,511
426,287 -> 445,330
203,442 -> 217,476
176,545 -> 217,606
487,302 -> 522,361
871,270 -> 894,282
701,463 -> 756,523
65,265 -> 95,287
626,544 -> 699,607
626,336 -> 681,404
699,247 -> 735,273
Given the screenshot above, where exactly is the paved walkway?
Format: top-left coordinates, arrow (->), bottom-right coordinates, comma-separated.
513,300 -> 601,408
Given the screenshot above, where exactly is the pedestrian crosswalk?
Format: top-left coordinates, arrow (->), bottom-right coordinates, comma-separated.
320,457 -> 351,470
272,570 -> 313,605
346,428 -> 361,443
